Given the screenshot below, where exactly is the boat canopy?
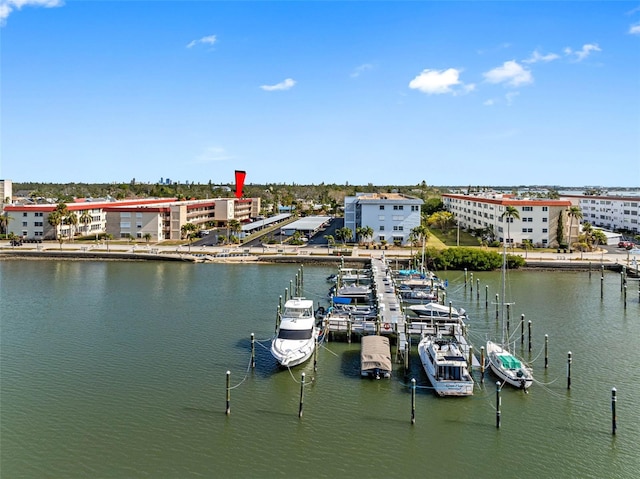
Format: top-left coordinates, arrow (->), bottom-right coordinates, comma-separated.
360,335 -> 392,372
498,353 -> 522,369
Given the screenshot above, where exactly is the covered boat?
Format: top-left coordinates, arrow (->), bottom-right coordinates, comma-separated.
360,335 -> 392,379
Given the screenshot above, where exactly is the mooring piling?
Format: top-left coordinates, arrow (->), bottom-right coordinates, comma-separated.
567,352 -> 572,390
411,378 -> 416,425
480,346 -> 485,382
544,334 -> 549,369
298,372 -> 306,418
251,333 -> 255,369
611,387 -> 617,435
225,371 -> 231,415
496,381 -> 502,429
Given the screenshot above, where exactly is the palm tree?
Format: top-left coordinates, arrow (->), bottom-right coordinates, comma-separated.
66,212 -> 78,241
143,232 -> 152,245
567,206 -> 583,250
360,225 -> 373,245
501,205 -> 520,248
228,220 -> 242,244
47,210 -> 63,242
181,223 -> 198,252
79,210 -> 92,236
335,226 -> 352,245
0,211 -> 11,236
103,233 -> 113,252
323,234 -> 335,254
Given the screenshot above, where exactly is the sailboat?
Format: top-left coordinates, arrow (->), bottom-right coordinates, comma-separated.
486,244 -> 533,390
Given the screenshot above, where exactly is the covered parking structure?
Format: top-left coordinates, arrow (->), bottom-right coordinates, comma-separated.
280,216 -> 332,238
240,213 -> 292,238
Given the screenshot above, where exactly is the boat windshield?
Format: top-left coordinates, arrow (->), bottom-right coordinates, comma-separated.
283,307 -> 313,318
277,328 -> 313,340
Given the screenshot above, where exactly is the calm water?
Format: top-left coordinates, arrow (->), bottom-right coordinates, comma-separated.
1,260 -> 639,478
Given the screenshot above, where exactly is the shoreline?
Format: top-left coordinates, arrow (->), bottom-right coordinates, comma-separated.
1,246 -> 637,275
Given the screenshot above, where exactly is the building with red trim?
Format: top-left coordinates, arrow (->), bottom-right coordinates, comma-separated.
4,197 -> 260,241
442,192 -> 573,248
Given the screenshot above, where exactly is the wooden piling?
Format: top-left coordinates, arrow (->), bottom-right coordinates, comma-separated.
623,285 -> 627,309
485,285 -> 489,308
480,346 -> 485,382
476,278 -> 480,301
298,372 -> 306,418
470,273 -> 473,293
411,378 -> 416,425
527,320 -> 532,352
589,261 -> 592,278
495,293 -> 499,319
567,352 -> 572,390
313,336 -> 318,372
464,268 -> 468,286
611,387 -> 617,435
251,333 -> 255,369
225,371 -> 231,415
496,381 -> 502,429
600,275 -> 604,300
544,334 -> 549,369
468,345 -> 474,371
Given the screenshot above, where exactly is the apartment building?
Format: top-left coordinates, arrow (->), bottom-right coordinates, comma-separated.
5,197 -> 261,241
442,192 -> 573,247
561,194 -> 639,234
344,193 -> 423,245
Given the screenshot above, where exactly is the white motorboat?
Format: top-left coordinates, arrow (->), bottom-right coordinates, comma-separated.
271,297 -> 318,368
409,302 -> 466,320
418,335 -> 474,397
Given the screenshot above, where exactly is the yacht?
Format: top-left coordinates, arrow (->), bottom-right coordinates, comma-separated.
418,335 -> 474,397
271,297 -> 318,368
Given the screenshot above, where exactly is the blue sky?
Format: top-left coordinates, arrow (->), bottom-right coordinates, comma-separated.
1,1 -> 639,187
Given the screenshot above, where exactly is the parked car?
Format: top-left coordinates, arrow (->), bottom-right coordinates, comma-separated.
10,239 -> 23,246
618,241 -> 635,249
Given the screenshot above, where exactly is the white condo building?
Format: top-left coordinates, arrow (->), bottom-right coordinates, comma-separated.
344,193 -> 423,246
442,192 -> 573,247
561,194 -> 639,234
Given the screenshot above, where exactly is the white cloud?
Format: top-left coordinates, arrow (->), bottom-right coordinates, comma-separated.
408,68 -> 473,95
629,23 -> 640,35
0,0 -> 63,25
483,60 -> 533,87
194,147 -> 233,164
350,63 -> 374,78
564,43 -> 601,61
523,49 -> 560,64
186,34 -> 217,49
260,78 -> 296,91
483,99 -> 495,106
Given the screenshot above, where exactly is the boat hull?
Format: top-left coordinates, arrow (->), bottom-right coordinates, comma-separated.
271,334 -> 317,368
418,337 -> 474,397
486,341 -> 533,389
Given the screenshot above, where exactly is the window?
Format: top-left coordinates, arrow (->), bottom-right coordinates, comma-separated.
522,206 -> 533,211
542,206 -> 548,211
521,228 -> 533,233
23,212 -> 27,217
379,205 -> 384,210
379,235 -> 385,242
379,226 -> 384,231
120,222 -> 131,228
542,228 -> 548,233
542,217 -> 548,222
136,223 -> 142,229
22,221 -> 27,227
34,221 -> 43,227
121,212 -> 131,218
378,215 -> 385,221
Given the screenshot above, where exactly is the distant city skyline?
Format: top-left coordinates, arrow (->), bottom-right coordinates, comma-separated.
1,1 -> 639,186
